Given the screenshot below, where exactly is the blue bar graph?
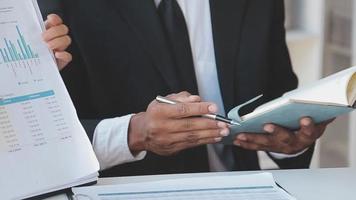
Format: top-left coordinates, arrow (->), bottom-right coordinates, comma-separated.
0,25 -> 39,64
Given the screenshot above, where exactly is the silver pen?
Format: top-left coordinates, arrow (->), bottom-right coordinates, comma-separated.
156,96 -> 240,126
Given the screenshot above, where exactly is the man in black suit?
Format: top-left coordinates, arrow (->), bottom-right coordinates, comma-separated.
38,0 -> 331,177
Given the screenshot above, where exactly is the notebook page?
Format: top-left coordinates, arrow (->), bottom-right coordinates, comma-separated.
347,73 -> 356,105
228,67 -> 356,122
284,66 -> 356,106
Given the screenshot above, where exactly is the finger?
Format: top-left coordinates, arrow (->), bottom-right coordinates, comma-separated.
298,118 -> 322,143
45,14 -> 63,29
299,118 -> 333,140
299,117 -> 315,136
154,102 -> 218,119
264,124 -> 295,143
234,140 -> 268,151
171,128 -> 229,144
55,51 -> 72,70
173,137 -> 222,152
235,133 -> 271,146
47,36 -> 72,51
182,95 -> 201,103
167,117 -> 228,132
42,24 -> 69,42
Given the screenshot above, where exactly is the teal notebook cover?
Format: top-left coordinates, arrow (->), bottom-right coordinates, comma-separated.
222,101 -> 355,145
222,66 -> 356,144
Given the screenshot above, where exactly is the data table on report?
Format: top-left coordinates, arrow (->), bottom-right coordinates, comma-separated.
0,90 -> 72,153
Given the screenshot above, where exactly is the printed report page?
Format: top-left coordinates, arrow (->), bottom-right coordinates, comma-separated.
0,0 -> 99,199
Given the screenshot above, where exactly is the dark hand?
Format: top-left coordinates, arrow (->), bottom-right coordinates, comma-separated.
128,92 -> 229,156
233,117 -> 334,154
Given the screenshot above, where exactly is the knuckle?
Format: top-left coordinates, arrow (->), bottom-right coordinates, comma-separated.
176,104 -> 189,116
213,121 -> 220,128
148,104 -> 162,116
279,133 -> 294,144
198,104 -> 207,114
210,129 -> 221,138
180,91 -> 191,96
204,121 -> 216,129
185,132 -> 199,143
281,136 -> 292,145
183,119 -> 193,130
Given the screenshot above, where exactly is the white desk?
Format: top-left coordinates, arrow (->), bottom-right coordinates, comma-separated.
49,168 -> 356,200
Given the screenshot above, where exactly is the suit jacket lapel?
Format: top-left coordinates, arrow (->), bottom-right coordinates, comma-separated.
108,0 -> 181,92
210,0 -> 248,112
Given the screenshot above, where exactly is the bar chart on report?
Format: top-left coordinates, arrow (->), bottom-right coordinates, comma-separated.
0,1 -> 49,88
0,25 -> 41,81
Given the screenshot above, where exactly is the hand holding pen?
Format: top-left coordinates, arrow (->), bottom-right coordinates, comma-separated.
156,96 -> 240,126
128,92 -> 231,156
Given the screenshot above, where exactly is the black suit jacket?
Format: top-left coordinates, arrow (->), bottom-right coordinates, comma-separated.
38,0 -> 315,177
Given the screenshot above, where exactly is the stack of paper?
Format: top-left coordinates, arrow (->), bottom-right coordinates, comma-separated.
73,173 -> 296,200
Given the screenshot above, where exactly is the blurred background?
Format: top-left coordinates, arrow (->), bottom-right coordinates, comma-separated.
260,0 -> 356,169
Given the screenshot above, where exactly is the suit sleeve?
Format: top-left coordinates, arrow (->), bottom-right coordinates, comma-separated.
266,0 -> 314,169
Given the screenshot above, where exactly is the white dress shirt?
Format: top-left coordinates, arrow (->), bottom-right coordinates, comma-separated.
93,0 -> 306,171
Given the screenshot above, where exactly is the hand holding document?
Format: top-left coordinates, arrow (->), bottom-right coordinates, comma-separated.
0,0 -> 99,199
73,173 -> 295,200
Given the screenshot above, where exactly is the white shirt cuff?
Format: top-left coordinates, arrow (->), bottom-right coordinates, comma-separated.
269,148 -> 309,160
92,114 -> 147,170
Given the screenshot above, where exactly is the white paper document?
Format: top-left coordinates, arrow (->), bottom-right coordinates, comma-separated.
72,173 -> 296,200
0,0 -> 99,199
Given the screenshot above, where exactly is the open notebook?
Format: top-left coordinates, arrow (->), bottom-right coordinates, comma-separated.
0,0 -> 99,199
223,66 -> 356,144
